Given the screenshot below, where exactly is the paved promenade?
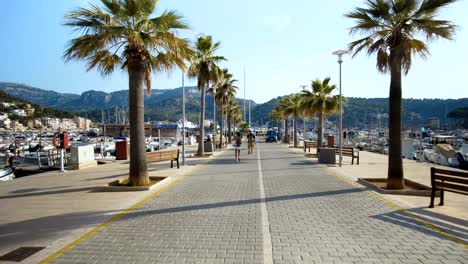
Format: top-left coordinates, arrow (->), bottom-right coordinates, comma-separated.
40,142 -> 466,264
1,142 -> 467,263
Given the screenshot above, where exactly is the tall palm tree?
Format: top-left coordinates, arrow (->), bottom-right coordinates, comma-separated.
301,78 -> 340,148
226,100 -> 241,143
270,108 -> 284,141
282,94 -> 304,148
64,0 -> 191,186
277,98 -> 291,144
211,69 -> 237,148
188,35 -> 226,156
346,0 -> 458,189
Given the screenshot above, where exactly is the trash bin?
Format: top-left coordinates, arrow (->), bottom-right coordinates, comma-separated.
318,147 -> 336,164
327,135 -> 335,147
115,141 -> 129,160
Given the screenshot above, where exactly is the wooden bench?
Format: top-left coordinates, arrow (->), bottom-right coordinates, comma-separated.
334,146 -> 360,165
429,167 -> 468,208
303,141 -> 317,153
146,148 -> 179,169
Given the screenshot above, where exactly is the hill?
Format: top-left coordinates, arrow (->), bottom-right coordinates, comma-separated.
253,96 -> 468,129
0,89 -> 76,126
1,82 -> 466,129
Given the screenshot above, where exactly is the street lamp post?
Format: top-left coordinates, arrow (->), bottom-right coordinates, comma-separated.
300,85 -> 308,139
332,49 -> 348,167
213,87 -> 217,152
182,72 -> 186,166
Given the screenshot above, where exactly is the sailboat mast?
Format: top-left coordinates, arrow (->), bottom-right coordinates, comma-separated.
243,65 -> 246,122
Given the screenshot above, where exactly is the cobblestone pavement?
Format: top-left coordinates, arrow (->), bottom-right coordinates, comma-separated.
48,142 -> 467,264
51,149 -> 263,264
260,143 -> 467,264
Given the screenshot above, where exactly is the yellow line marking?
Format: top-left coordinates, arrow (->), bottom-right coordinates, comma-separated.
317,165 -> 468,250
39,161 -> 210,264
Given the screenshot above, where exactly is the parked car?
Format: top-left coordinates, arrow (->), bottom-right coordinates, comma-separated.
265,130 -> 277,142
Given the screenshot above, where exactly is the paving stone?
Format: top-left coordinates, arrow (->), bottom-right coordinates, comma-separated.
48,143 -> 467,264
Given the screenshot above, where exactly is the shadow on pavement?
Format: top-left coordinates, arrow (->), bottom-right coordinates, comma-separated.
0,210 -> 118,250
371,207 -> 468,244
9,186 -> 71,194
123,188 -> 363,218
0,187 -> 97,200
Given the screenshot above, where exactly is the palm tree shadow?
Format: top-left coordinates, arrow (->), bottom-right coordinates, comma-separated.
371,207 -> 468,244
124,188 -> 363,219
0,187 -> 97,200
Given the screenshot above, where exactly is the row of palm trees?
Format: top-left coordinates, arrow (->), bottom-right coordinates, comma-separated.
63,0 -> 245,186
272,0 -> 458,190
63,0 -> 458,189
270,78 -> 341,149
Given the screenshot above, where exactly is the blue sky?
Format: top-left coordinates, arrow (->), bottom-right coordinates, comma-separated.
1,0 -> 467,103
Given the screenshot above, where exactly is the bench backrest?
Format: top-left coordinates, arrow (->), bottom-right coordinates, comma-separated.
335,147 -> 357,155
146,149 -> 179,162
341,147 -> 355,154
431,167 -> 468,195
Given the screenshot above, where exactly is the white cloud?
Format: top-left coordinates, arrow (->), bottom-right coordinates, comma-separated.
258,15 -> 292,33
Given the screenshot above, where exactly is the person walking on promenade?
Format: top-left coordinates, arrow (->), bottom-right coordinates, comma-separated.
247,130 -> 256,155
233,131 -> 242,162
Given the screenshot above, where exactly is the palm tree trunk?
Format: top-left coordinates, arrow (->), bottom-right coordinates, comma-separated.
228,113 -> 232,143
220,101 -> 224,148
127,60 -> 148,186
284,118 -> 289,144
387,50 -> 405,190
294,113 -> 298,148
198,81 -> 206,155
278,119 -> 282,141
317,112 -> 324,148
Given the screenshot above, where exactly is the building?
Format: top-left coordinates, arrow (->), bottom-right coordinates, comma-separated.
102,124 -> 178,138
33,118 -> 43,128
0,118 -> 11,129
11,109 -> 27,117
25,105 -> 35,115
73,117 -> 91,130
61,118 -> 77,130
427,117 -> 440,129
11,120 -> 25,131
1,102 -> 13,108
42,117 -> 61,129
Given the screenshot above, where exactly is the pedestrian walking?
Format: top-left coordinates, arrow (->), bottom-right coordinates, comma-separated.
233,131 -> 242,162
247,130 -> 256,155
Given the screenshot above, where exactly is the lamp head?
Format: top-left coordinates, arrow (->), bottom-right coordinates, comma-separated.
332,50 -> 349,63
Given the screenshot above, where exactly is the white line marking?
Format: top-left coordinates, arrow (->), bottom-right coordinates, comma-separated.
257,144 -> 273,264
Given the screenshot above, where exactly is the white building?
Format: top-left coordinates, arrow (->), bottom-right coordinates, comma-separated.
11,109 -> 26,117
42,117 -> 61,129
0,118 -> 11,129
11,120 -> 25,131
73,117 -> 91,130
1,102 -> 13,108
60,118 -> 77,130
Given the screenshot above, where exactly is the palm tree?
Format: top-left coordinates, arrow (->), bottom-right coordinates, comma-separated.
64,0 -> 191,186
188,35 -> 226,156
282,94 -> 304,148
226,100 -> 241,143
301,78 -> 340,148
277,98 -> 291,144
269,108 -> 283,140
211,69 -> 238,148
346,0 -> 458,189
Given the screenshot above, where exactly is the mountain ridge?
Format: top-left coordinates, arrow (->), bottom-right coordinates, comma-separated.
1,82 -> 466,128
